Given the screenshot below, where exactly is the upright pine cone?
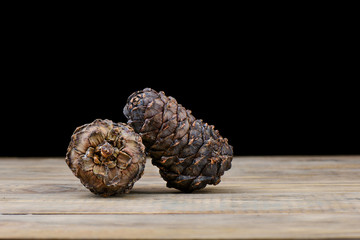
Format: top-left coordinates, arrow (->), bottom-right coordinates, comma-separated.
65,119 -> 146,197
123,88 -> 233,192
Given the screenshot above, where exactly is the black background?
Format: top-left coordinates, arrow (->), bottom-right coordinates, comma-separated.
1,10 -> 358,157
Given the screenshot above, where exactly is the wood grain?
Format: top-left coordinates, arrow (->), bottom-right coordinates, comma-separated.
0,156 -> 360,239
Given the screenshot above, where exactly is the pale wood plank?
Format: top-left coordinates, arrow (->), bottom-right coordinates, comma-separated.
0,156 -> 360,239
1,214 -> 360,239
1,157 -> 359,215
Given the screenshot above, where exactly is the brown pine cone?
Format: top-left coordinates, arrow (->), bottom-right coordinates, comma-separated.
65,119 -> 146,197
123,88 -> 233,192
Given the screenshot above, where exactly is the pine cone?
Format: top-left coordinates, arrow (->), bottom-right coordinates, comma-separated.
123,88 -> 233,192
65,119 -> 146,197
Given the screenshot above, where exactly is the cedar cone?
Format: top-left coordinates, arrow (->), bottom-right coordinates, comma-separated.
65,119 -> 146,197
123,88 -> 233,192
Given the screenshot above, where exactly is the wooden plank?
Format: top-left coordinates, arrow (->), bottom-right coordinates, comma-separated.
1,157 -> 359,215
1,214 -> 360,239
0,156 -> 360,239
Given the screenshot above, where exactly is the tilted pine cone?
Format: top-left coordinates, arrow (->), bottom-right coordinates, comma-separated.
65,119 -> 146,197
123,88 -> 233,192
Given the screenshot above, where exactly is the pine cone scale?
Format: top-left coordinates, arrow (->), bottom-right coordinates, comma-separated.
65,119 -> 146,197
123,88 -> 233,192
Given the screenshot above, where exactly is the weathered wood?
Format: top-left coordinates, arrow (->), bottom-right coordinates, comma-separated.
1,214 -> 360,239
0,156 -> 360,239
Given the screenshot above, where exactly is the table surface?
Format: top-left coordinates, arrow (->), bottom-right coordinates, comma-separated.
0,156 -> 359,239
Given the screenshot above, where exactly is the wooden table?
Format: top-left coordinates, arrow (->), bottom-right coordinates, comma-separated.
0,156 -> 359,239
